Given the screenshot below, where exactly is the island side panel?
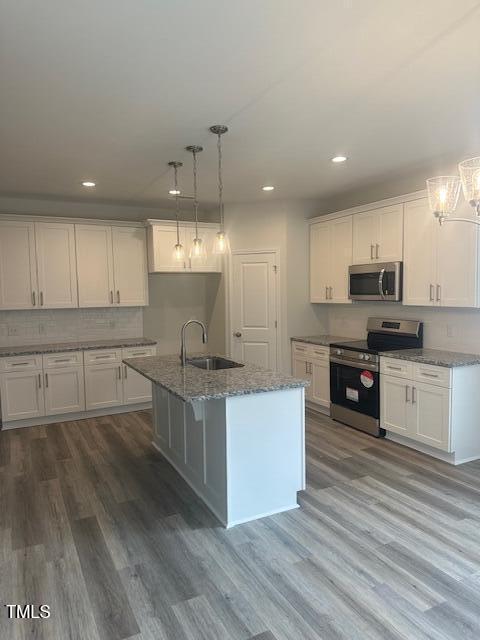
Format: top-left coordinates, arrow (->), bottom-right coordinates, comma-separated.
225,387 -> 305,527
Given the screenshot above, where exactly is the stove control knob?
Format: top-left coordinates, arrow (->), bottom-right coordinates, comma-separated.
364,354 -> 371,361
336,349 -> 343,356
358,353 -> 365,360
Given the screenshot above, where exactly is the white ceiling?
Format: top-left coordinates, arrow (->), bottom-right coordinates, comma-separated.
1,0 -> 480,211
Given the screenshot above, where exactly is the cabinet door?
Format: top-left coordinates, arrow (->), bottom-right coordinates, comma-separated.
352,210 -> 377,264
310,359 -> 330,408
0,221 -> 37,310
147,224 -> 187,272
84,364 -> 123,410
35,222 -> 78,308
44,367 -> 85,415
329,216 -> 353,303
122,364 -> 152,404
403,199 -> 437,306
376,204 -> 403,262
410,382 -> 451,451
112,227 -> 148,306
292,356 -> 311,400
76,225 -> 114,307
381,375 -> 410,435
310,222 -> 330,302
0,370 -> 44,421
437,209 -> 478,307
186,227 -> 222,273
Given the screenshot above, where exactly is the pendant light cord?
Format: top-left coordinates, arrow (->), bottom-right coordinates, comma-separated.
192,148 -> 199,239
174,164 -> 181,245
217,132 -> 224,232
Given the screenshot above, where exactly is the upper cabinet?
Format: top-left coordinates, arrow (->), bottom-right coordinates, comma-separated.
404,198 -> 479,308
76,225 -> 148,308
310,216 -> 352,304
0,221 -> 77,310
352,204 -> 403,264
147,221 -> 222,273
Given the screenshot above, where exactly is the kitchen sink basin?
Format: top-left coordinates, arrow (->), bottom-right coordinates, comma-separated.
187,356 -> 244,371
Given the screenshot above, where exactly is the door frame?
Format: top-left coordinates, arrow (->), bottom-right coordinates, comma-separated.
226,249 -> 281,371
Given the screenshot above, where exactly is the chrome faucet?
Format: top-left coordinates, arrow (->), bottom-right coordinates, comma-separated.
180,319 -> 208,366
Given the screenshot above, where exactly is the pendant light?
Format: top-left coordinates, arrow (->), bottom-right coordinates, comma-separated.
168,161 -> 185,261
210,125 -> 230,255
185,144 -> 207,261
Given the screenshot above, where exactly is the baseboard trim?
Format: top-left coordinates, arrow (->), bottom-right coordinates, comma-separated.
385,431 -> 471,465
1,402 -> 152,430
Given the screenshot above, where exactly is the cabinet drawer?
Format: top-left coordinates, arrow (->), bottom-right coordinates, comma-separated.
310,346 -> 329,361
43,351 -> 83,368
122,346 -> 156,359
292,341 -> 310,358
380,358 -> 412,379
84,348 -> 122,365
0,354 -> 43,372
413,363 -> 451,388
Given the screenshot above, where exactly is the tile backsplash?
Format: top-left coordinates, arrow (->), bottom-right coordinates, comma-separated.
0,308 -> 144,347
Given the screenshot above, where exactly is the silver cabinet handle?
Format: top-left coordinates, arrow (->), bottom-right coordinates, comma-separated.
110,290 -> 114,304
116,290 -> 121,304
412,386 -> 416,404
370,244 -> 374,260
32,291 -> 36,306
429,284 -> 434,301
117,366 -> 122,380
38,373 -> 42,389
436,284 -> 441,302
124,365 -> 128,379
387,365 -> 401,371
405,385 -> 410,402
325,285 -> 328,300
45,372 -> 49,388
375,244 -> 379,259
53,358 -> 71,363
421,372 -> 439,378
40,291 -> 44,306
329,286 -> 333,300
233,331 -> 242,337
12,362 -> 30,366
305,361 -> 308,374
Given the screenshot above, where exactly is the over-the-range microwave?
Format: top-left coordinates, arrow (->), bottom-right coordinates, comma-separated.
348,262 -> 403,301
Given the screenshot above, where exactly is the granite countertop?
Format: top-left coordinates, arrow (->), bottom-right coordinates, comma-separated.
123,354 -> 309,402
381,348 -> 480,368
291,335 -> 353,346
0,337 -> 157,358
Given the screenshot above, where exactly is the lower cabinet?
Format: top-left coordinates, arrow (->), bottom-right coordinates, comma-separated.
44,366 -> 85,415
85,362 -> 124,410
291,341 -> 330,411
0,369 -> 45,421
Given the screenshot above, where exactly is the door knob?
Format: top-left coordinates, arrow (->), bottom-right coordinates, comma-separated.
234,331 -> 242,337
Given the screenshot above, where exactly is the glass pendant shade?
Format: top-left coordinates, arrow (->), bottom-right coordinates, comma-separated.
189,236 -> 207,261
213,230 -> 230,255
426,176 -> 461,219
173,242 -> 185,262
459,157 -> 480,214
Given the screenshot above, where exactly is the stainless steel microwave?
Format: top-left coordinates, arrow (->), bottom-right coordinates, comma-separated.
348,262 -> 403,301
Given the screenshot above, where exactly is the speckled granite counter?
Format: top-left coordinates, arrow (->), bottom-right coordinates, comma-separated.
381,348 -> 480,368
0,337 -> 156,358
291,335 -> 353,346
123,354 -> 309,402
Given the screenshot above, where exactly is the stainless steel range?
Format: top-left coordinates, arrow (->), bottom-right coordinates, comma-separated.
329,318 -> 423,437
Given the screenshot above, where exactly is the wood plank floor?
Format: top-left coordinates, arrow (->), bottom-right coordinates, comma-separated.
2,410 -> 480,639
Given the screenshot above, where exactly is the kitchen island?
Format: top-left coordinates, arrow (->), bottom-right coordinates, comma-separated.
123,354 -> 308,527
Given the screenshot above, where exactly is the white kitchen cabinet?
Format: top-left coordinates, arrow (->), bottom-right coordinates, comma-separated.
310,216 -> 352,304
44,366 -> 85,415
35,222 -> 78,308
76,225 -> 115,307
410,382 -> 450,451
0,221 -> 37,310
310,359 -> 330,409
404,198 -> 479,308
112,226 -> 148,306
291,341 -> 330,411
0,369 -> 45,421
381,374 -> 410,436
352,204 -> 403,264
122,345 -> 156,404
85,362 -> 124,410
293,355 -> 311,401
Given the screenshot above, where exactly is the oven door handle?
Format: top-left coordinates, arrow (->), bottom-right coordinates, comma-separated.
378,268 -> 386,299
329,357 -> 378,372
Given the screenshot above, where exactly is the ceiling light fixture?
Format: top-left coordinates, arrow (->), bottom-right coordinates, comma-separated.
427,156 -> 480,226
262,185 -> 275,191
82,180 -> 96,187
168,161 -> 185,262
331,156 -> 347,163
210,125 -> 230,255
186,144 -> 206,261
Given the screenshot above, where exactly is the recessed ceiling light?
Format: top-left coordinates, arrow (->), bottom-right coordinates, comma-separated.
169,189 -> 181,195
331,156 -> 347,163
82,180 -> 96,187
262,185 -> 275,191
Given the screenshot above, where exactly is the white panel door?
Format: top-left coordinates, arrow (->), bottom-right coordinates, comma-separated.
437,214 -> 478,307
0,221 -> 37,310
186,227 -> 222,273
76,225 -> 114,308
35,222 -> 78,308
352,210 -> 377,264
122,364 -> 152,404
44,367 -> 85,415
410,382 -> 451,451
403,199 -> 437,306
84,364 -> 123,410
231,252 -> 278,370
0,370 -> 45,421
329,216 -> 352,303
310,359 -> 329,408
310,221 -> 330,302
381,375 -> 410,435
112,226 -> 148,306
148,224 -> 187,272
376,204 -> 403,263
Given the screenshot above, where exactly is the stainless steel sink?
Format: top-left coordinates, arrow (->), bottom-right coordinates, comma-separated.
187,356 -> 244,371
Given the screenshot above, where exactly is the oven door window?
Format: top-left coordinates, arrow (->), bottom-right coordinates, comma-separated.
330,362 -> 379,418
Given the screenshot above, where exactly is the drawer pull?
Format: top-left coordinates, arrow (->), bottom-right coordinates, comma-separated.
421,372 -> 439,378
94,355 -> 112,359
132,351 -> 147,356
53,358 -> 72,363
387,365 -> 402,371
11,362 -> 31,366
